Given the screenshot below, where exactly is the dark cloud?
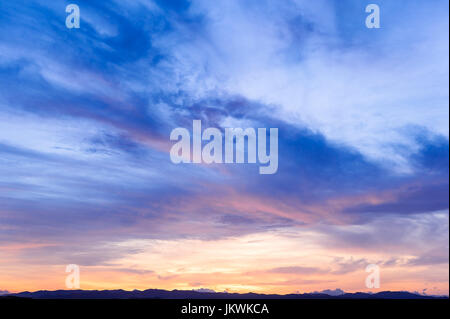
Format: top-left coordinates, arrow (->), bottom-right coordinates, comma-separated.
407,253 -> 449,266
112,268 -> 154,275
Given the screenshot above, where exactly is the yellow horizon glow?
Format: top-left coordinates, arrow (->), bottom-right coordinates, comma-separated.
1,231 -> 448,296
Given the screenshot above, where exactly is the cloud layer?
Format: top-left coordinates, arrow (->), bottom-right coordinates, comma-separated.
0,0 -> 448,294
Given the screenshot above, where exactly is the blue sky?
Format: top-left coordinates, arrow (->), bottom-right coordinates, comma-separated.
0,0 -> 448,294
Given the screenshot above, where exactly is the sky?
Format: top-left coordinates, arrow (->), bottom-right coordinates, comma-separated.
0,0 -> 448,295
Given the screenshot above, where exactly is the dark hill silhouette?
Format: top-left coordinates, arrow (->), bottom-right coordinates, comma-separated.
2,289 -> 447,299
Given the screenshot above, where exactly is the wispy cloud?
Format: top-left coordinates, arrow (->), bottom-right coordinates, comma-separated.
0,0 -> 448,294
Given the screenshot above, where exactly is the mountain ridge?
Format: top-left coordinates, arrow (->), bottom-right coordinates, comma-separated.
3,289 -> 448,299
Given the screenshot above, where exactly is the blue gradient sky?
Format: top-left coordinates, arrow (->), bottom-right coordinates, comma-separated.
0,0 -> 448,294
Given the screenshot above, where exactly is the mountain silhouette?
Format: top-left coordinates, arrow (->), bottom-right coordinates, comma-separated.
2,289 -> 447,299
